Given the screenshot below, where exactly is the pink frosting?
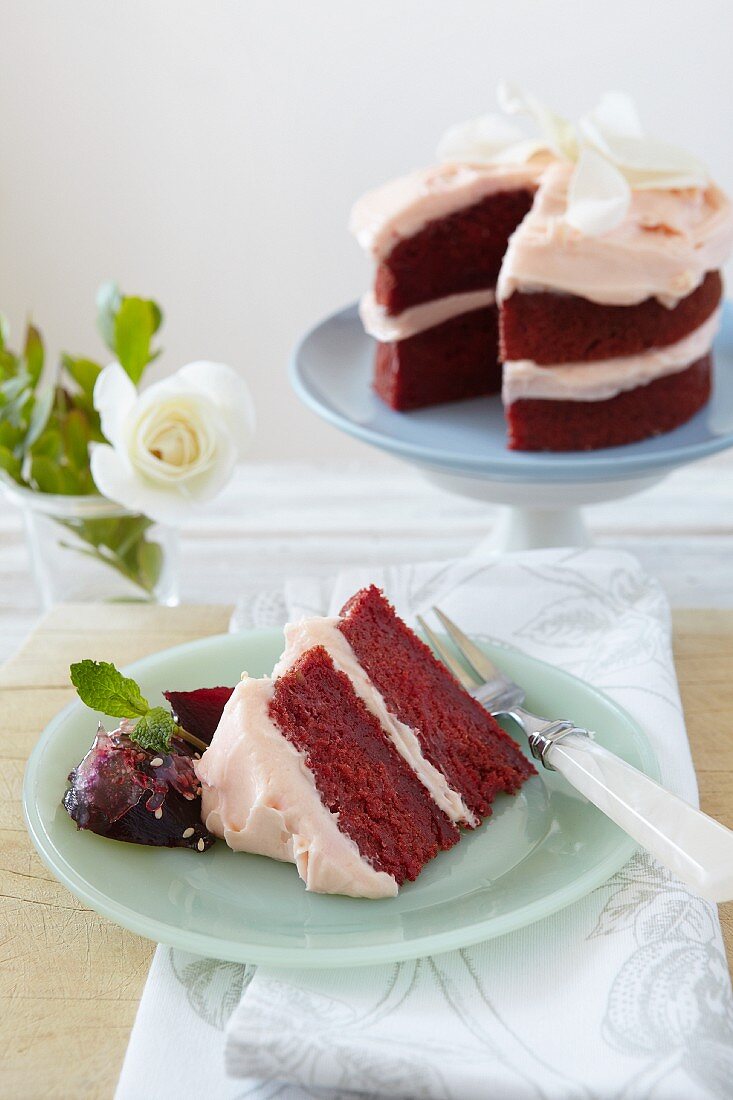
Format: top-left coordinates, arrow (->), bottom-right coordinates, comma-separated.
349,160 -> 547,262
502,307 -> 721,404
359,288 -> 496,342
196,675 -> 398,898
351,154 -> 733,315
498,162 -> 733,307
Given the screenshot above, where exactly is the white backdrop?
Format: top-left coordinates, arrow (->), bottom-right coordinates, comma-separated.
0,0 -> 730,462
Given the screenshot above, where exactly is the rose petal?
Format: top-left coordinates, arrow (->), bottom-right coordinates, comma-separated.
91,443 -> 202,526
93,363 -> 137,450
492,138 -> 552,166
590,91 -> 644,139
437,114 -> 527,164
147,361 -> 256,460
131,394 -> 219,483
498,81 -> 577,161
176,433 -> 238,503
580,95 -> 708,190
566,148 -> 631,236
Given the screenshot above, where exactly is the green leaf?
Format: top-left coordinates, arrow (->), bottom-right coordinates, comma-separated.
136,537 -> 163,593
31,428 -> 63,460
0,314 -> 9,351
63,355 -> 102,398
1,373 -> 29,404
0,444 -> 21,482
63,408 -> 91,470
114,297 -> 160,384
96,281 -> 122,352
57,465 -> 84,495
70,659 -> 150,719
23,324 -> 44,386
24,385 -> 54,450
29,454 -> 62,494
0,419 -> 21,447
130,706 -> 175,754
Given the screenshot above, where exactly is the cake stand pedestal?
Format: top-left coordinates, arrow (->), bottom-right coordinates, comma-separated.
420,468 -> 667,551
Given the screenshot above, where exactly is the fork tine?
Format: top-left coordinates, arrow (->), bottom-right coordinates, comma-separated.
431,606 -> 503,684
416,614 -> 480,691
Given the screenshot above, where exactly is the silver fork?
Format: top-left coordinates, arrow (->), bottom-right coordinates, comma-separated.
417,606 -> 733,904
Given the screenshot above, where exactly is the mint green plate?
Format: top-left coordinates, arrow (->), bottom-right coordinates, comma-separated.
23,629 -> 658,968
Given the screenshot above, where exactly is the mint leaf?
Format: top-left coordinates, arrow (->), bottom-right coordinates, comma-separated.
70,659 -> 150,719
131,707 -> 175,754
70,659 -> 178,755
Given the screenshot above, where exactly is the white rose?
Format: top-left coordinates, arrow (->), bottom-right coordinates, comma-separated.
90,360 -> 256,525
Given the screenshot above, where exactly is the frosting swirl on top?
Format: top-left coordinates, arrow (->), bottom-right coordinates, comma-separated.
498,162 -> 733,307
350,87 -> 733,309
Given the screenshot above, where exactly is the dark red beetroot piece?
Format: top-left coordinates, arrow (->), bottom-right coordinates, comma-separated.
338,587 -> 535,821
164,686 -> 234,745
506,355 -> 711,452
375,189 -> 535,314
269,645 -> 459,884
374,306 -> 501,411
63,726 -> 214,850
500,271 -> 722,366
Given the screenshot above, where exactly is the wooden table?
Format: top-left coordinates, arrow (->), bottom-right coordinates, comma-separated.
2,603 -> 732,1099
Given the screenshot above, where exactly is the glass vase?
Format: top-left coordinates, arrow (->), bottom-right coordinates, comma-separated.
2,479 -> 179,610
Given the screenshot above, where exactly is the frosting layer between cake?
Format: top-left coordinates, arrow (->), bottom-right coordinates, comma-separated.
196,676 -> 398,898
503,307 -> 721,403
273,617 -> 477,827
359,288 -> 496,342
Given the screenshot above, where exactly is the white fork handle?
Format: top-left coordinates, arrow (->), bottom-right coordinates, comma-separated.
546,732 -> 733,903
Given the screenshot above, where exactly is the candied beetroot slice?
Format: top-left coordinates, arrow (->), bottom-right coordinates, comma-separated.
164,686 -> 234,744
62,729 -> 214,851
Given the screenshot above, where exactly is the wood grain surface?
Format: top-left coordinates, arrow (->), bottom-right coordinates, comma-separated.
1,603 -> 731,1099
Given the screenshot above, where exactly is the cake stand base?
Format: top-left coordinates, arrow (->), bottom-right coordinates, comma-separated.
421,468 -> 668,552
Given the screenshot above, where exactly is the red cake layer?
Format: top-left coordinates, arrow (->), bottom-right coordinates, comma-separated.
338,587 -> 535,820
506,355 -> 711,451
375,189 -> 535,315
374,306 -> 501,411
269,645 -> 459,884
501,271 -> 722,366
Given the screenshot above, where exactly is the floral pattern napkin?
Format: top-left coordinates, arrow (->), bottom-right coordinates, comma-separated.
116,548 -> 733,1100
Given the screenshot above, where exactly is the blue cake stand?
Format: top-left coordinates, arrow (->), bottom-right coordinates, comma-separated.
290,302 -> 733,549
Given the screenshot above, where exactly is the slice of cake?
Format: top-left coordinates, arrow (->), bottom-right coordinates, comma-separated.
350,88 -> 733,449
350,162 -> 545,410
196,586 -> 534,898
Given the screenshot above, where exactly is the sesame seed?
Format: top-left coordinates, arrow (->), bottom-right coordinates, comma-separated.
182,827 -> 194,839
197,838 -> 205,852
154,807 -> 163,820
150,757 -> 164,767
194,753 -> 201,760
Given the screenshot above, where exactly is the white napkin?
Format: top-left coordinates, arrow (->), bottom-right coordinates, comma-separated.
116,548 -> 733,1100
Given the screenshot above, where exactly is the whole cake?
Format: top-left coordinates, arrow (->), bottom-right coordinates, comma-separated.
196,586 -> 534,897
350,86 -> 733,450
